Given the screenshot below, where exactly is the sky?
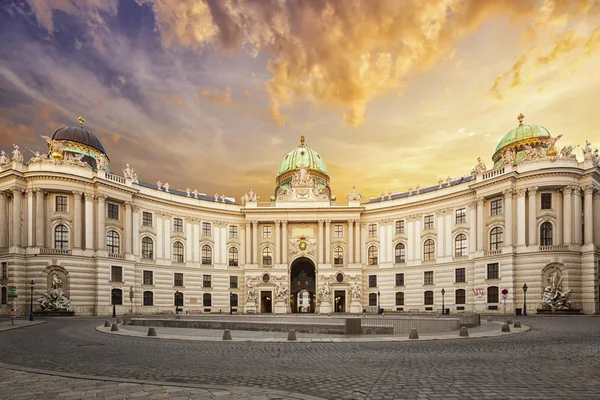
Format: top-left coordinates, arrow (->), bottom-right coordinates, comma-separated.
1,0 -> 600,202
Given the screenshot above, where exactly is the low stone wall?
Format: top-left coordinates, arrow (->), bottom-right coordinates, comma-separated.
359,317 -> 461,334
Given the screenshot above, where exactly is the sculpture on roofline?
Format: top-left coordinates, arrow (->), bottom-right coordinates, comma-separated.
559,145 -> 577,159
502,148 -> 516,165
242,188 -> 259,204
583,140 -> 592,156
11,144 -> 23,163
347,186 -> 363,202
164,183 -> 170,192
96,154 -> 107,171
591,148 -> 599,166
0,150 -> 8,165
123,163 -> 137,180
545,134 -> 563,156
28,149 -> 45,164
474,157 -> 487,174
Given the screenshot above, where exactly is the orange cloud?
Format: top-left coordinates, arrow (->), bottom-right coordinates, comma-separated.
199,86 -> 234,108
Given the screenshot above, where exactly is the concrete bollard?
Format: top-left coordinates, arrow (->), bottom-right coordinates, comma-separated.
506,318 -> 513,325
147,327 -> 157,337
110,323 -> 119,332
409,328 -> 419,339
222,329 -> 232,340
287,330 -> 297,341
116,318 -> 123,324
513,321 -> 522,328
104,320 -> 111,327
501,323 -> 510,332
486,316 -> 493,322
459,327 -> 469,337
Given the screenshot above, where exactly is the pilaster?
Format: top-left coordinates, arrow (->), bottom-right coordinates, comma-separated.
11,187 -> 22,247
528,186 -> 538,245
348,219 -> 354,264
96,194 -> 106,250
84,192 -> 94,250
476,198 -> 484,251
516,189 -> 526,247
73,191 -> 83,249
502,189 -> 513,249
561,186 -> 573,244
25,189 -> 34,247
0,192 -> 7,247
583,186 -> 594,245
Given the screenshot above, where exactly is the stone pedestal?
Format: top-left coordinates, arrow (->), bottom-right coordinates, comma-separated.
319,300 -> 332,314
244,301 -> 257,314
274,300 -> 287,314
349,299 -> 362,313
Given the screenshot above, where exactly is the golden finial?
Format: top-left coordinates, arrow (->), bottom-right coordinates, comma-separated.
300,134 -> 305,146
78,115 -> 85,127
517,113 -> 524,125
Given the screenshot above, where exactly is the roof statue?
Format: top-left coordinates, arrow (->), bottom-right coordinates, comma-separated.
12,144 -> 23,164
0,150 -> 9,165
517,112 -> 524,125
78,115 -> 85,127
474,157 -> 487,175
300,134 -> 305,146
347,186 -> 363,202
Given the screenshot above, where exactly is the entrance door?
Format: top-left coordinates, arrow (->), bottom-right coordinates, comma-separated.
334,290 -> 346,313
290,257 -> 316,313
261,291 -> 272,313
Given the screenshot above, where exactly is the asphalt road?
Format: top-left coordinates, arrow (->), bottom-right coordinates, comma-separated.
0,316 -> 599,400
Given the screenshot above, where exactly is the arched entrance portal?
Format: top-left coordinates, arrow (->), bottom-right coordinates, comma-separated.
290,257 -> 316,313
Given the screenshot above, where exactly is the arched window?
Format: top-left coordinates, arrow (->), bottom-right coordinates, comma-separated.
368,246 -> 378,265
333,246 -> 344,265
395,243 -> 406,264
174,291 -> 184,307
423,239 -> 435,261
141,237 -> 154,259
143,291 -> 153,306
262,247 -> 273,266
487,286 -> 499,303
455,289 -> 466,305
172,241 -> 184,263
106,230 -> 120,254
202,245 -> 212,265
111,288 -> 122,305
203,293 -> 212,307
395,292 -> 404,306
424,290 -> 434,305
228,247 -> 239,266
540,222 -> 553,246
368,293 -> 377,306
454,234 -> 467,257
54,225 -> 69,249
230,293 -> 238,308
490,227 -> 503,250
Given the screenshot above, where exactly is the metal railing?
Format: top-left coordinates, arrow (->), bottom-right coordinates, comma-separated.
360,315 -> 460,335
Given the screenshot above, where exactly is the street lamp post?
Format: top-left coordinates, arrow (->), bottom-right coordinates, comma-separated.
229,292 -> 233,315
112,289 -> 116,318
175,290 -> 180,314
441,288 -> 446,315
522,283 -> 528,316
29,280 -> 35,321
377,291 -> 381,314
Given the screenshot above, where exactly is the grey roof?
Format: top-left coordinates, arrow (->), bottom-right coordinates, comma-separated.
52,126 -> 107,154
137,181 -> 235,204
367,175 -> 474,204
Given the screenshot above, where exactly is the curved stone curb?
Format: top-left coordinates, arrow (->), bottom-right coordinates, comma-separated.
0,320 -> 46,332
0,362 -> 327,400
95,321 -> 530,343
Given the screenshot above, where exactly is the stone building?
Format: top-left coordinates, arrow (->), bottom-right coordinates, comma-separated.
1,115 -> 599,316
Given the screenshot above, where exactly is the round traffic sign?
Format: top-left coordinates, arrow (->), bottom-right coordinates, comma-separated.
501,289 -> 508,295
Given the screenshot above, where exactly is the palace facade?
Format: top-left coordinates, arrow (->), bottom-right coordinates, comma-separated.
1,116 -> 599,316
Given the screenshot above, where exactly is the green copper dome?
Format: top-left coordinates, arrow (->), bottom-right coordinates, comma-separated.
495,123 -> 550,153
278,136 -> 328,175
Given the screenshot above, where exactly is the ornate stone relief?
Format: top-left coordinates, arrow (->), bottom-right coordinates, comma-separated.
277,168 -> 329,202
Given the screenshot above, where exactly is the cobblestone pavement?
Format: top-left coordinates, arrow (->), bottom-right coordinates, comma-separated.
0,316 -> 599,399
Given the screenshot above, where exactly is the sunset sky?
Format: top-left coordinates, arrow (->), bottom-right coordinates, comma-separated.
1,0 -> 600,202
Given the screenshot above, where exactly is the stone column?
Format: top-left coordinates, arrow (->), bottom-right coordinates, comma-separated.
84,192 -> 94,250
252,221 -> 258,264
528,187 -> 538,245
503,190 -> 513,247
583,186 -> 594,245
164,216 -> 171,261
281,221 -> 288,264
562,186 -> 573,244
26,189 -> 34,247
593,193 -> 600,246
476,198 -> 484,251
156,213 -> 163,259
360,222 -> 367,264
573,186 -> 582,245
348,220 -> 354,264
11,188 -> 22,247
516,189 -> 527,246
132,206 -> 140,256
0,192 -> 7,247
73,191 -> 83,249
325,220 -> 331,264
245,222 -> 251,264
275,220 -> 281,265
124,202 -> 132,254
96,194 -> 106,250
318,220 -> 324,264
468,203 -> 476,253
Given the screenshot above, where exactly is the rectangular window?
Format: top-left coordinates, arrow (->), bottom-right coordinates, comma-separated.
202,222 -> 211,236
368,224 -> 377,237
143,291 -> 153,306
111,266 -> 123,283
369,293 -> 377,306
487,263 -> 499,280
455,208 -> 466,224
174,273 -> 184,287
395,220 -> 405,234
55,195 -> 67,212
143,270 -> 153,285
263,225 -> 272,239
487,286 -> 499,303
395,292 -> 404,306
395,273 -> 405,287
229,225 -> 238,238
173,218 -> 183,232
541,193 -> 552,210
230,276 -> 238,289
455,268 -> 466,283
1,262 -> 7,279
230,293 -> 238,307
203,293 -> 211,307
107,203 -> 119,220
203,274 -> 212,288
455,289 -> 466,305
424,271 -> 434,285
111,289 -> 123,305
424,291 -> 434,305
368,275 -> 377,288
142,212 -> 153,227
490,199 -> 502,216
334,224 -> 343,238
424,215 -> 434,230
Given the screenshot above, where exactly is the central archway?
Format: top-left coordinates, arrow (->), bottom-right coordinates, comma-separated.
290,257 -> 316,313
